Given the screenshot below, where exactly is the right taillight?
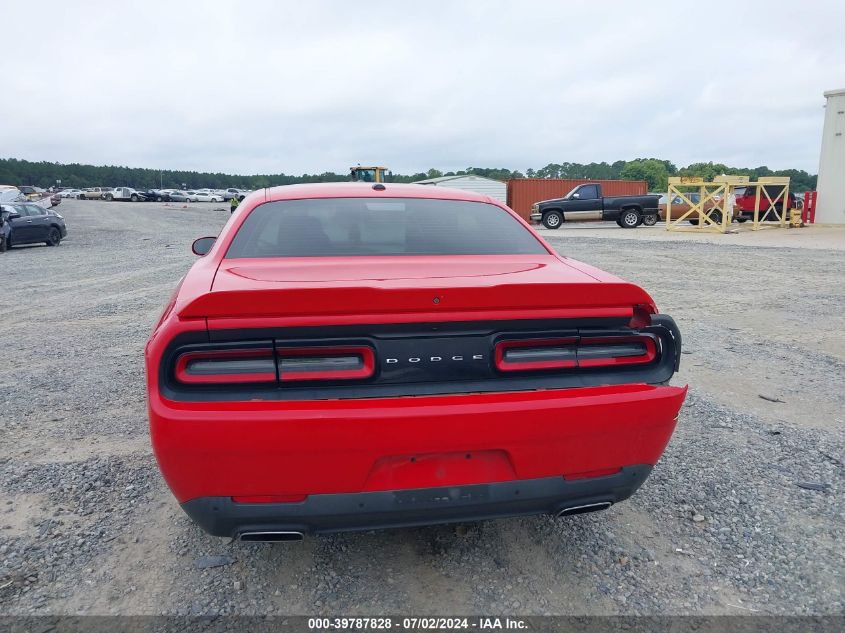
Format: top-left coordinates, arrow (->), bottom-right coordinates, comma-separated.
576,335 -> 657,368
495,337 -> 578,372
494,334 -> 657,373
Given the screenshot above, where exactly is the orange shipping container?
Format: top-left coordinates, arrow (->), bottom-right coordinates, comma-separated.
507,179 -> 648,220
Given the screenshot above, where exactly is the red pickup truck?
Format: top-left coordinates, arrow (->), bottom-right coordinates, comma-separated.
146,183 -> 686,540
733,186 -> 797,222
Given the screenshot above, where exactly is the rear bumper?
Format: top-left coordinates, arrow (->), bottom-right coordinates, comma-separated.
183,465 -> 653,537
150,383 -> 685,530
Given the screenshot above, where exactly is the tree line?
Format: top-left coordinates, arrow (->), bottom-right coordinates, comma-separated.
0,157 -> 817,193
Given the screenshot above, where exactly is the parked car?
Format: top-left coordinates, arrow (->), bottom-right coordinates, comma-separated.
529,184 -> 661,229
59,189 -> 83,198
168,190 -> 191,202
223,188 -> 252,201
79,187 -> 112,200
0,208 -> 8,252
733,186 -> 797,222
187,191 -> 223,202
133,189 -> 162,201
657,192 -> 725,225
146,182 -> 685,539
0,185 -> 25,203
0,202 -> 67,248
17,185 -> 45,201
137,189 -> 171,202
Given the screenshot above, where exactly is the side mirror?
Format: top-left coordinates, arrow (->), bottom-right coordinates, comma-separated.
572,193 -> 580,199
192,236 -> 216,256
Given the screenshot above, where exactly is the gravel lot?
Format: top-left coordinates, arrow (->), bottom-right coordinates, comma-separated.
0,199 -> 842,616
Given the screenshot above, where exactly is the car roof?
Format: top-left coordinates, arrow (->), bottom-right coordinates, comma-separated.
264,182 -> 494,204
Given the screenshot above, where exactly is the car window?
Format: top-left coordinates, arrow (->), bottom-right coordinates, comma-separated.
226,198 -> 548,258
579,185 -> 599,199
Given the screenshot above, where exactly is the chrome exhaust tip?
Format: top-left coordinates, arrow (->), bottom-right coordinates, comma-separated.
556,502 -> 612,518
239,531 -> 304,542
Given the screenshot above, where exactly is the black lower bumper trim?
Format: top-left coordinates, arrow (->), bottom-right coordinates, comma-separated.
181,465 -> 653,538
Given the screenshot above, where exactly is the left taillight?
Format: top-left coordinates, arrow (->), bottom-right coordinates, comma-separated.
172,344 -> 376,386
276,346 -> 375,382
175,348 -> 277,385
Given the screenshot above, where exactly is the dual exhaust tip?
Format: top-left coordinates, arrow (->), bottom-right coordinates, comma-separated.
556,501 -> 612,518
239,531 -> 304,542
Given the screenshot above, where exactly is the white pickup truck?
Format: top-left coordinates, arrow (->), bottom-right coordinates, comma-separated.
103,187 -> 143,202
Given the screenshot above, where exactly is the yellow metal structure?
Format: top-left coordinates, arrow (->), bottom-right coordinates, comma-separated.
746,177 -> 791,231
665,176 -> 748,234
350,165 -> 390,183
665,175 -> 793,233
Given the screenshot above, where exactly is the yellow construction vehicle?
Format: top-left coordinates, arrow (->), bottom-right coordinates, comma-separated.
350,165 -> 390,183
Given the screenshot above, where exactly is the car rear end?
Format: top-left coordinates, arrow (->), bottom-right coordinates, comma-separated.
146,185 -> 686,539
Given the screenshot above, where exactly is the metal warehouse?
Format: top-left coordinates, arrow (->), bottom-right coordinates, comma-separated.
816,88 -> 845,224
412,174 -> 507,203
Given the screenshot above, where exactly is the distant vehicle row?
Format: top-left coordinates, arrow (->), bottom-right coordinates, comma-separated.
59,187 -> 252,202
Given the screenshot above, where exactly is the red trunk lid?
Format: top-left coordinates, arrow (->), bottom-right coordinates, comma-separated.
177,255 -> 654,322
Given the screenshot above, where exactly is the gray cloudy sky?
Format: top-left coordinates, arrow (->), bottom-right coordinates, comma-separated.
3,0 -> 843,175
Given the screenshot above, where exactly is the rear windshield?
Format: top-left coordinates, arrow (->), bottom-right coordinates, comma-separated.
225,197 -> 548,258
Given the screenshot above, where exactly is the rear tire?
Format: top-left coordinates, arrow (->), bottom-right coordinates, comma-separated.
619,209 -> 640,228
542,211 -> 563,229
104,194 -> 113,201
46,227 -> 61,247
708,210 -> 723,225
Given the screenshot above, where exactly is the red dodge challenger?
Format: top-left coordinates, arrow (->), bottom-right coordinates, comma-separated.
145,183 -> 686,541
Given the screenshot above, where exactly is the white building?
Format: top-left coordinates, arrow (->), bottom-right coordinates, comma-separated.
816,88 -> 845,224
413,174 -> 507,203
